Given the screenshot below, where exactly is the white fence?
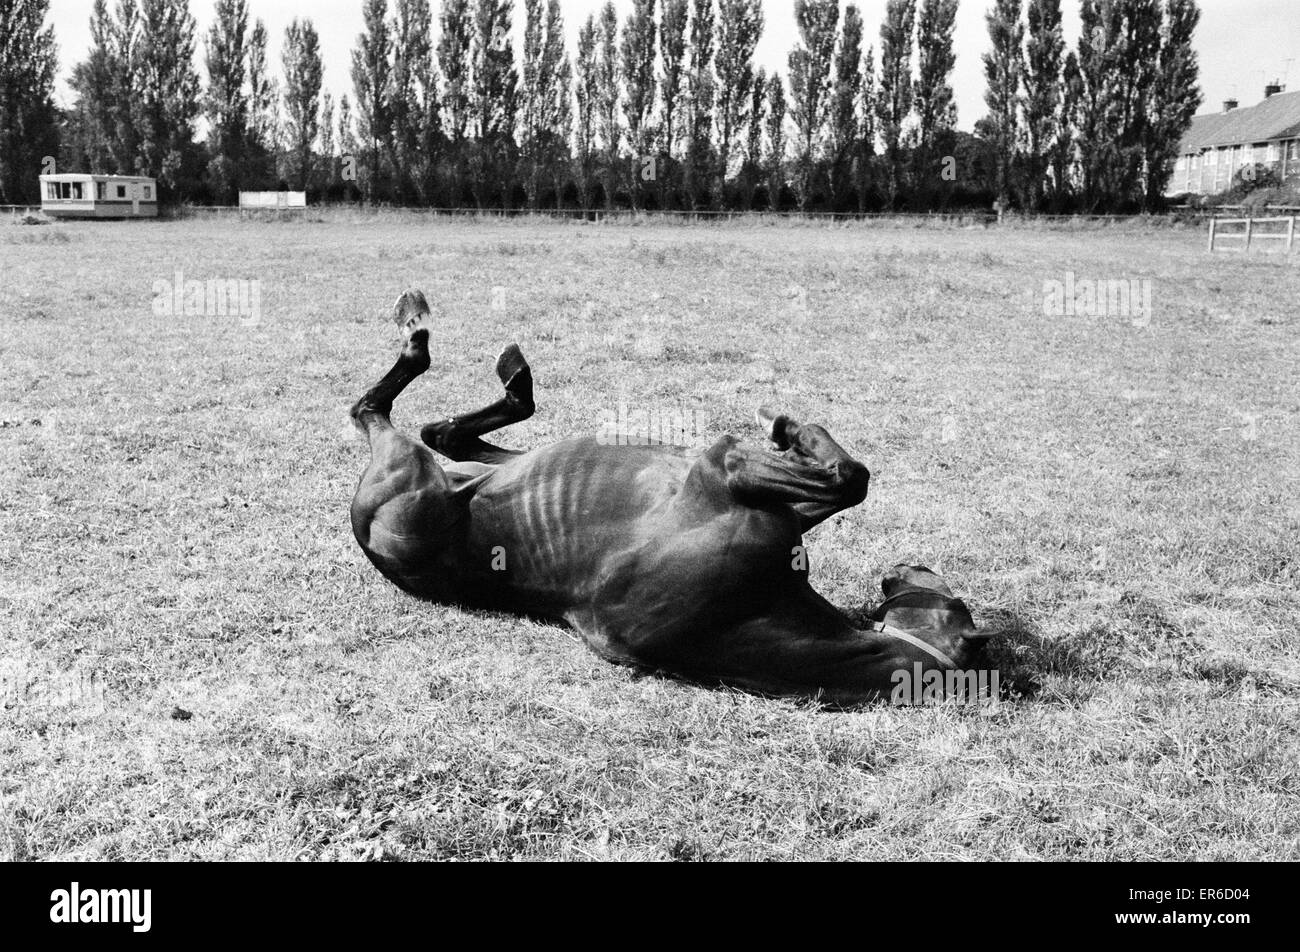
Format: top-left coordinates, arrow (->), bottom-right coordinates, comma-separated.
1208,215 -> 1298,252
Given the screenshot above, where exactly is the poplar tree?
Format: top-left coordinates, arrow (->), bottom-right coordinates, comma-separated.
620,0 -> 657,207
351,0 -> 391,200
595,1 -> 620,209
0,0 -> 59,203
471,0 -> 517,143
1144,0 -> 1201,209
521,0 -> 568,207
856,44 -> 876,209
913,0 -> 957,203
133,0 -> 201,194
105,0 -> 144,175
764,71 -> 786,208
713,0 -> 763,204
338,93 -> 360,169
744,64 -> 766,206
1021,0 -> 1063,210
319,91 -> 336,183
66,0 -> 118,175
828,4 -> 863,209
205,0 -> 249,200
387,0 -> 436,201
787,0 -> 838,209
438,0 -> 472,142
247,19 -> 279,172
683,0 -> 715,207
875,0 -> 915,209
982,0 -> 1023,209
1073,0 -> 1110,208
574,13 -> 600,208
283,17 -> 323,190
1050,49 -> 1080,207
659,0 -> 688,160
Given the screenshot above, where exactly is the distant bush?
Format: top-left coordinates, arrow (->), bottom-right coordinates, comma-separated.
1239,185 -> 1300,211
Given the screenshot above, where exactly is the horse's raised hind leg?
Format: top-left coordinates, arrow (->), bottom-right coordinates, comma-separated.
349,291 -> 462,596
420,343 -> 535,464
350,290 -> 433,439
723,408 -> 870,531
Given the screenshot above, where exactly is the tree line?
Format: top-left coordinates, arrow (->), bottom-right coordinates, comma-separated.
0,0 -> 1202,213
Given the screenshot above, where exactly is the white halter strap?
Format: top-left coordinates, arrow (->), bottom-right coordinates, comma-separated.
870,621 -> 959,669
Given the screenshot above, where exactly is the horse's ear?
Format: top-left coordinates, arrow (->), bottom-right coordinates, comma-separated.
881,564 -> 954,598
950,604 -> 990,642
880,565 -> 905,596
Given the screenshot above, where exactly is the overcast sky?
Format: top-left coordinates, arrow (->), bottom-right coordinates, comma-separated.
44,0 -> 1300,131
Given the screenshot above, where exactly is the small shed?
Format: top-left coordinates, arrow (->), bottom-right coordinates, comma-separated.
239,191 -> 307,211
39,174 -> 158,219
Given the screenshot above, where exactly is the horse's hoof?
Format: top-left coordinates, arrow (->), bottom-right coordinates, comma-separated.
496,343 -> 529,385
393,289 -> 432,339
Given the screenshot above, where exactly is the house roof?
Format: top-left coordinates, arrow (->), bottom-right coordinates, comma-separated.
1179,90 -> 1300,153
39,173 -> 155,183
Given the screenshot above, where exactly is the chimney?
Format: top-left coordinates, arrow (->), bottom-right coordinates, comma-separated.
1265,82 -> 1284,99
1223,98 -> 1239,112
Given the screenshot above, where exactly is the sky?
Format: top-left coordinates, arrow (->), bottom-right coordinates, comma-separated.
44,0 -> 1300,131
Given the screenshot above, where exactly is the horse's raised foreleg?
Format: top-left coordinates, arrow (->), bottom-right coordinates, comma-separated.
420,343 -> 535,464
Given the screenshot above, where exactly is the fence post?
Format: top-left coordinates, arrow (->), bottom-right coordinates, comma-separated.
1245,214 -> 1253,250
1288,215 -> 1296,253
1208,216 -> 1217,252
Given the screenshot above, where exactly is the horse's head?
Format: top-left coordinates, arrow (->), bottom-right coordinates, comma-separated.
865,564 -> 992,671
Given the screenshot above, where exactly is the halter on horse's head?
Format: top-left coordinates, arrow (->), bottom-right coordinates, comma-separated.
861,564 -> 991,671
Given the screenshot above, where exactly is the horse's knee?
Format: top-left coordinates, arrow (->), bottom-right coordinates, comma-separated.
420,419 -> 455,453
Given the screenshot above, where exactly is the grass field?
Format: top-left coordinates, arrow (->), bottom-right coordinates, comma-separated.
1,211 -> 1297,860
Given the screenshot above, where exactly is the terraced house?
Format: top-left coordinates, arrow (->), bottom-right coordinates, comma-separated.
1171,85 -> 1300,196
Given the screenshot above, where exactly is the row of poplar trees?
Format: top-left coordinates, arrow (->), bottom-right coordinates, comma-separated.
0,0 -> 1201,213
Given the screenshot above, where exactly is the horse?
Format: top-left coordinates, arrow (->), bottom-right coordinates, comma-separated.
348,291 -> 989,705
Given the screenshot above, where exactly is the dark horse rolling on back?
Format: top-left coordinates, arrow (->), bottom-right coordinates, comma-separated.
349,291 -> 989,705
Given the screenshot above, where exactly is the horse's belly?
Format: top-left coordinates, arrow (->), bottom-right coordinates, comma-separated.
460,437 -> 696,614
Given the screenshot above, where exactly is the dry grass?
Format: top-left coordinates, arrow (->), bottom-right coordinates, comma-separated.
1,212 -> 1297,860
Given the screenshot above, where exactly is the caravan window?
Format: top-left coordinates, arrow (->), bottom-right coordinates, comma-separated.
96,182 -> 106,200
142,185 -> 152,199
71,182 -> 84,200
46,182 -> 59,200
60,182 -> 71,199
117,185 -> 127,198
